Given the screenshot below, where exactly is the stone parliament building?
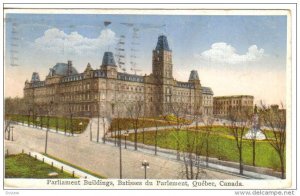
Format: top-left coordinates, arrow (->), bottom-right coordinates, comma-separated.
23,35 -> 214,118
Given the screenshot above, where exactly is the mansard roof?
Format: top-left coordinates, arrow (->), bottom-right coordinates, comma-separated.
189,70 -> 199,81
102,52 -> 117,67
31,72 -> 40,82
61,70 -> 107,83
202,87 -> 214,95
31,81 -> 45,87
117,72 -> 144,83
176,81 -> 195,89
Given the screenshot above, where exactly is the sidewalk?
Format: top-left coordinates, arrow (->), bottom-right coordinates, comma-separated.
11,121 -> 79,136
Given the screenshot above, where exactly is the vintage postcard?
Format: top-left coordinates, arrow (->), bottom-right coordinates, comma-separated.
2,3 -> 297,193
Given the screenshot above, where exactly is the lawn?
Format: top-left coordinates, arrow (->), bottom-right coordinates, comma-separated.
109,117 -> 177,132
6,114 -> 89,134
5,154 -> 75,178
123,127 -> 283,171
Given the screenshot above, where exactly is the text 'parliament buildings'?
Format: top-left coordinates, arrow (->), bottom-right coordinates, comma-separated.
23,35 -> 252,118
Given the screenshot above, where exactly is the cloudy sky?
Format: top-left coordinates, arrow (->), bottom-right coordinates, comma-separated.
5,14 -> 287,105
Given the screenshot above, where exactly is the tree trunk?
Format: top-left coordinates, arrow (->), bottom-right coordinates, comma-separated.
155,128 -> 158,155
40,116 -> 43,129
64,119 -> 67,135
56,117 -> 58,132
70,114 -> 73,136
176,128 -> 180,160
206,139 -> 209,167
280,154 -> 285,179
134,129 -> 138,150
239,147 -> 243,175
142,128 -> 145,144
189,152 -> 193,179
252,140 -> 256,166
27,114 -> 30,127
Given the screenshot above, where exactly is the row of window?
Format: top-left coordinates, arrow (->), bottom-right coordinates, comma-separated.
61,93 -> 97,102
117,84 -> 144,92
60,83 -> 93,93
203,100 -> 213,105
215,100 -> 253,105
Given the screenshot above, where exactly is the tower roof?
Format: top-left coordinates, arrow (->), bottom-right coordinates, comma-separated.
102,52 -> 117,67
155,35 -> 171,51
31,72 -> 40,82
189,70 -> 199,80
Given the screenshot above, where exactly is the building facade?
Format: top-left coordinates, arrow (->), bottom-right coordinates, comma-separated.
213,95 -> 254,118
23,35 -> 214,118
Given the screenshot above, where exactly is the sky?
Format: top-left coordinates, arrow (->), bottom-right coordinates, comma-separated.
4,13 -> 287,105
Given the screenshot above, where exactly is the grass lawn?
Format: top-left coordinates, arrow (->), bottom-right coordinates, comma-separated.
109,117 -> 178,132
124,127 -> 284,171
6,114 -> 89,134
5,154 -> 75,178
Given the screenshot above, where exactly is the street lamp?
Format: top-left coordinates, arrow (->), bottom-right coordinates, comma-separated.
123,131 -> 129,149
141,160 -> 150,179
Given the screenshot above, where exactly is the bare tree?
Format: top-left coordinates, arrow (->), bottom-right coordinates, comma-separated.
168,101 -> 189,160
228,108 -> 252,175
68,103 -> 74,136
126,99 -> 144,151
45,101 -> 54,154
179,105 -> 208,179
260,102 -> 286,179
4,97 -> 26,116
140,116 -> 146,144
181,124 -> 206,179
201,116 -> 214,167
112,101 -> 124,179
152,103 -> 164,155
248,105 -> 259,167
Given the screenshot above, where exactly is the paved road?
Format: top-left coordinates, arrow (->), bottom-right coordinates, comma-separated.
4,120 -> 244,179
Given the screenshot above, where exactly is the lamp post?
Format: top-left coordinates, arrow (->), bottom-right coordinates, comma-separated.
10,126 -> 14,141
123,131 -> 129,149
141,160 -> 150,179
